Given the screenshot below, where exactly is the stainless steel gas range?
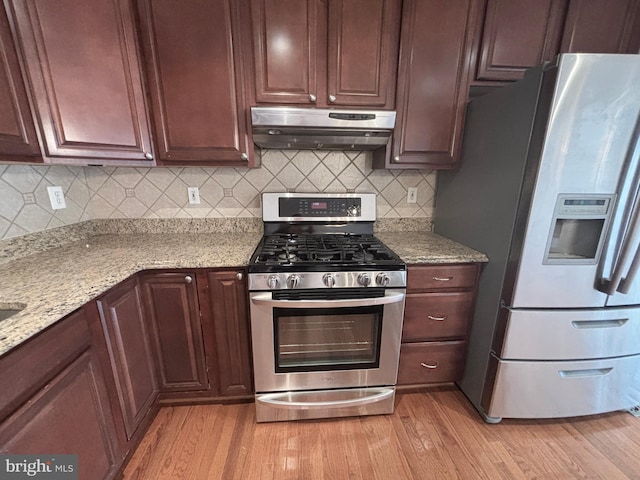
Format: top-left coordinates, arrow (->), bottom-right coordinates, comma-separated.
248,193 -> 406,422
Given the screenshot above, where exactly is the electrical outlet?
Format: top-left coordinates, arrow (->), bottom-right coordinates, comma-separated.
47,186 -> 66,210
407,187 -> 417,204
187,187 -> 201,205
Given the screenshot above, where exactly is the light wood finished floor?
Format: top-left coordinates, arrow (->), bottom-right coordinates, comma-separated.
122,385 -> 640,479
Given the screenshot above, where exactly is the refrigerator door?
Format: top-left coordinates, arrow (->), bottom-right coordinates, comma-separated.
511,54 -> 640,309
499,307 -> 640,360
605,120 -> 640,306
485,353 -> 640,419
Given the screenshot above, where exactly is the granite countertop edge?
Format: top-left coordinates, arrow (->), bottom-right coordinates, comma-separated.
0,228 -> 487,358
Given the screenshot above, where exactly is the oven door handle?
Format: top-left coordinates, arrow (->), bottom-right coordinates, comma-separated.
256,388 -> 395,410
250,291 -> 405,309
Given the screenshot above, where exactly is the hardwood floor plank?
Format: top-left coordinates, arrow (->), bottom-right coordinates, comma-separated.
122,388 -> 640,480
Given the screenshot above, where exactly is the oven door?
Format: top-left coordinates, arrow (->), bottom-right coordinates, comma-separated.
249,289 -> 405,393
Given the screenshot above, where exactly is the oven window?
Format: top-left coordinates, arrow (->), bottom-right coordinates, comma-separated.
273,306 -> 383,373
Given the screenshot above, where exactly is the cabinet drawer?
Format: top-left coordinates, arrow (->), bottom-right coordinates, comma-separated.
407,264 -> 477,290
403,292 -> 473,341
0,310 -> 90,420
397,341 -> 466,385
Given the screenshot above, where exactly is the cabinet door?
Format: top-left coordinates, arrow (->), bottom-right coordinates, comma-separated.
326,0 -> 400,108
251,0 -> 321,105
200,270 -> 253,397
383,0 -> 476,169
142,272 -> 208,392
474,0 -> 566,82
0,4 -> 39,160
137,0 -> 254,166
560,0 -> 640,54
97,277 -> 157,440
7,0 -> 154,164
0,351 -> 119,480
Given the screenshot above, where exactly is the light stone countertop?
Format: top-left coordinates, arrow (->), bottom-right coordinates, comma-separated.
377,231 -> 488,264
0,226 -> 487,358
0,232 -> 262,357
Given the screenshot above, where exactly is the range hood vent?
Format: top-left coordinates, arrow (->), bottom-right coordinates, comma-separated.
251,107 -> 395,151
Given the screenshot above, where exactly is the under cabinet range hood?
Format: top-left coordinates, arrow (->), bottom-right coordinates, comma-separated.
251,106 -> 396,151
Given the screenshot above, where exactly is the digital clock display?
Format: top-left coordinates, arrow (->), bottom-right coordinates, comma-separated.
311,202 -> 327,210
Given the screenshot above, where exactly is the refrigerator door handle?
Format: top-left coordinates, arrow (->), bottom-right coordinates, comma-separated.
617,247 -> 640,293
597,117 -> 640,296
599,203 -> 640,295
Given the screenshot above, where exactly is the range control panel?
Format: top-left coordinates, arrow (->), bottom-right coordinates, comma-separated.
262,192 -> 376,222
278,197 -> 362,217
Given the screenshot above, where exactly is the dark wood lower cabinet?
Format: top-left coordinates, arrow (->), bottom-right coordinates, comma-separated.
0,267 -> 253,478
199,269 -> 253,398
397,263 -> 481,387
96,276 -> 158,440
0,308 -> 120,480
142,272 -> 209,393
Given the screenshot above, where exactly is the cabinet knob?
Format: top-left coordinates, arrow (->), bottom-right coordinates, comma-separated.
432,276 -> 453,282
309,93 -> 317,102
184,275 -> 193,284
236,272 -> 243,280
144,152 -> 153,160
328,94 -> 336,103
420,361 -> 439,369
427,315 -> 448,321
240,152 -> 248,161
394,156 -> 401,161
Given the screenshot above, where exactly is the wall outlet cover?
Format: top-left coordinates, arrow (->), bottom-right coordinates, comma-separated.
407,187 -> 417,204
47,186 -> 67,210
188,186 -> 201,205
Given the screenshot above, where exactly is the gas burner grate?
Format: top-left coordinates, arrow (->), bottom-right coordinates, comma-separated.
251,233 -> 403,268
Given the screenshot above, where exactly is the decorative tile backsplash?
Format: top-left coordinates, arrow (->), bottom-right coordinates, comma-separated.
0,150 -> 436,240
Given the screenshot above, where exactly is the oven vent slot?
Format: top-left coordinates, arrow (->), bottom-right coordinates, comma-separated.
273,288 -> 386,301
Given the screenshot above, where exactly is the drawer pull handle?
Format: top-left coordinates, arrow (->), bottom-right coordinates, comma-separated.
420,361 -> 439,369
427,315 -> 448,321
432,276 -> 453,282
557,367 -> 613,378
571,319 -> 628,329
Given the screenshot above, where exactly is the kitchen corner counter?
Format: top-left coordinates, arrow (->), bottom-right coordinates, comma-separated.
376,231 -> 488,264
0,221 -> 487,359
0,231 -> 262,357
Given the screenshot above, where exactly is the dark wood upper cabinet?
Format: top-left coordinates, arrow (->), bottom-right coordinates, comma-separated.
560,0 -> 640,54
141,272 -> 209,393
96,277 -> 158,441
199,269 -> 253,397
472,0 -> 640,83
137,0 -> 256,166
251,0 -> 320,105
326,0 -> 400,107
474,0 -> 566,82
250,0 -> 400,109
376,0 -> 477,169
0,4 -> 39,161
6,0 -> 154,165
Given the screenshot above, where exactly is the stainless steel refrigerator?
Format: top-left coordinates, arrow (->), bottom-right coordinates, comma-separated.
435,54 -> 640,423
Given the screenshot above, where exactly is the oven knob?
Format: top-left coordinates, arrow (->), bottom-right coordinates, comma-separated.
323,273 -> 335,288
357,273 -> 371,287
266,275 -> 280,289
287,274 -> 300,289
376,273 -> 390,286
